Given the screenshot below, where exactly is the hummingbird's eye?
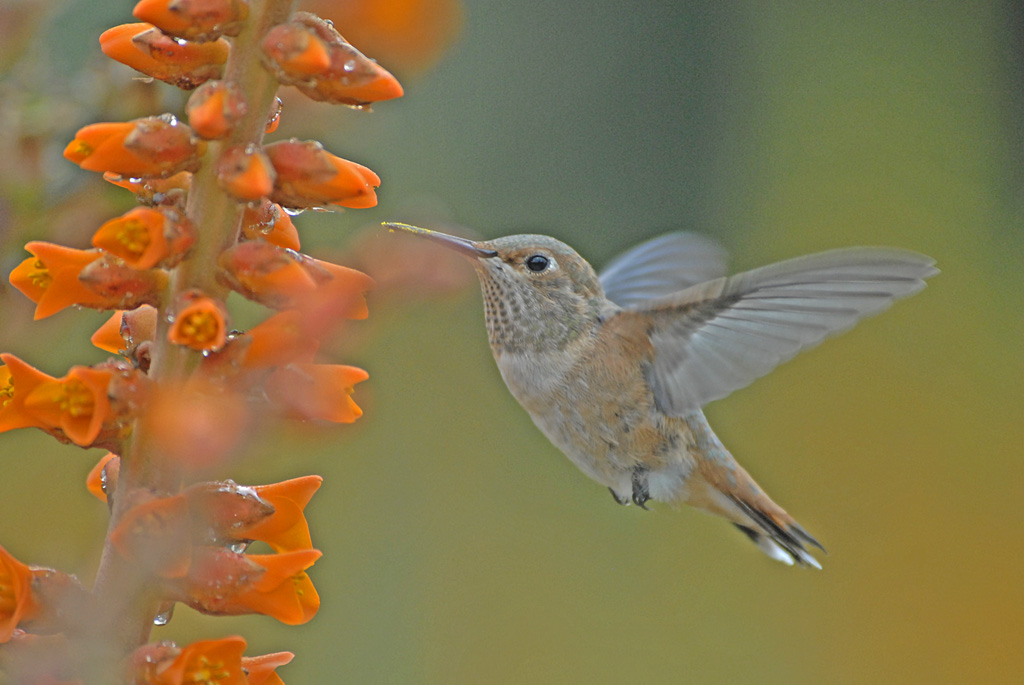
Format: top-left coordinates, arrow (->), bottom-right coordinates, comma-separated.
525,254 -> 550,272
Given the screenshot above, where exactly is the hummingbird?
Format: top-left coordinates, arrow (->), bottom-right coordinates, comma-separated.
384,222 -> 937,568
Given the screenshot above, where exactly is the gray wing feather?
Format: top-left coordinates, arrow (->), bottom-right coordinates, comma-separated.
642,248 -> 938,415
599,233 -> 727,308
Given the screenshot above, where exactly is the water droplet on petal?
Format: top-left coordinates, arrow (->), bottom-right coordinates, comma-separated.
229,540 -> 251,554
343,59 -> 357,73
282,207 -> 305,217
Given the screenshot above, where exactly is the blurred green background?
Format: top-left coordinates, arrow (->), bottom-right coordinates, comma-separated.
1,1 -> 1022,683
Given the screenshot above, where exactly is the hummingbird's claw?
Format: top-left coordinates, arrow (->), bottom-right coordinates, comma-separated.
631,467 -> 651,510
608,487 -> 629,506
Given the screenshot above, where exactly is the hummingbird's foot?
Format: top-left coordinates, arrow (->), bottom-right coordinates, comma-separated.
608,487 -> 630,506
631,467 -> 651,510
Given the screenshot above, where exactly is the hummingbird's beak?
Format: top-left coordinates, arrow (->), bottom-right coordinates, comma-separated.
383,222 -> 498,259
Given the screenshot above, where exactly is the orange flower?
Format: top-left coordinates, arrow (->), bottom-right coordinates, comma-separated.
245,476 -> 322,553
241,200 -> 301,251
8,242 -> 115,319
243,310 -> 319,368
64,115 -> 203,178
234,550 -> 321,625
264,139 -> 379,209
217,241 -> 317,309
86,452 -> 120,503
92,206 -> 195,269
168,291 -> 229,352
242,651 -> 294,685
0,354 -> 58,435
267,363 -> 368,423
100,22 -> 227,89
216,145 -> 276,201
22,365 -> 115,447
0,545 -> 38,643
175,547 -> 321,625
186,81 -> 247,139
110,493 -> 192,578
134,0 -> 249,42
154,636 -> 248,685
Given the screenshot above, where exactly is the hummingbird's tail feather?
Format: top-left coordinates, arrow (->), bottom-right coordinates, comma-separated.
727,496 -> 824,569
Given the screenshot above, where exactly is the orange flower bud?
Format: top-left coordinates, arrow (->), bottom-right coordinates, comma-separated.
22,365 -> 116,447
23,567 -> 90,637
186,80 -> 247,139
264,139 -> 378,209
261,22 -> 331,78
64,115 -> 203,178
183,481 -> 274,546
77,254 -> 169,310
152,635 -> 248,685
86,452 -> 120,504
216,145 -> 275,201
110,492 -> 192,578
9,242 -> 114,319
104,170 -> 192,207
241,200 -> 300,250
168,291 -> 229,352
263,13 -> 402,108
267,363 -> 368,423
0,545 -> 39,642
100,22 -> 227,89
241,651 -> 294,685
133,0 -> 249,42
92,206 -> 196,269
245,475 -> 321,553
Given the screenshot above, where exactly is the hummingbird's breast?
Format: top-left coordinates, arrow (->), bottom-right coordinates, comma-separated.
494,313 -> 698,494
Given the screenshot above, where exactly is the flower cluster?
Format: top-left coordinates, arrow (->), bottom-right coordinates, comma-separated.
1,0 -> 403,681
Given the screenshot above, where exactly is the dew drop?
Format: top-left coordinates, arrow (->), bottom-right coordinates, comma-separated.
153,604 -> 175,626
229,540 -> 251,554
282,207 -> 305,217
343,59 -> 357,73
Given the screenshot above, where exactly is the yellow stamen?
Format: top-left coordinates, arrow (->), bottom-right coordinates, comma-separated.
191,655 -> 231,683
28,260 -> 53,290
181,311 -> 219,344
59,378 -> 95,419
115,218 -> 152,256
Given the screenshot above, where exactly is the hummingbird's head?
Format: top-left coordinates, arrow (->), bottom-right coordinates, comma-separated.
384,223 -> 606,352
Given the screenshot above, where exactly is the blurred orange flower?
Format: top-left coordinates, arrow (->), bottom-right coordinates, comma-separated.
86,452 -> 120,503
267,363 -> 368,423
242,651 -> 294,685
64,115 -> 203,178
153,635 -> 248,685
243,309 -> 319,368
110,493 -> 192,578
100,22 -> 227,89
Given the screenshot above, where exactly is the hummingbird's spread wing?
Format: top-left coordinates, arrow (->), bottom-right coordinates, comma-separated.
598,232 -> 727,308
638,248 -> 938,416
